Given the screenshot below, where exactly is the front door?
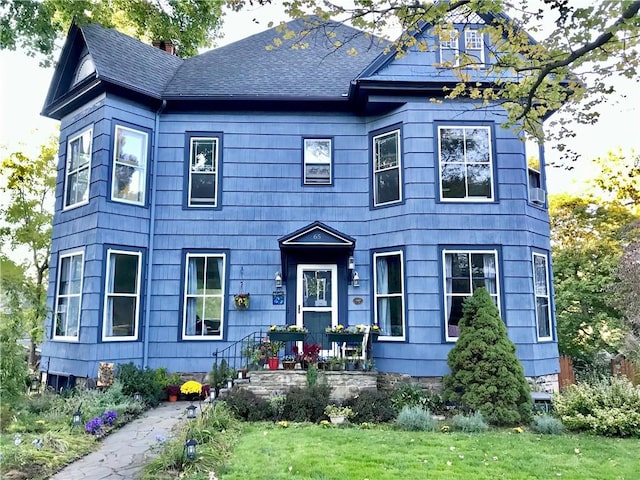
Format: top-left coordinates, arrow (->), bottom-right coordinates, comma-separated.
296,264 -> 337,353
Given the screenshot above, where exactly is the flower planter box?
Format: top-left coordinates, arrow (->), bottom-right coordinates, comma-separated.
268,331 -> 307,342
326,333 -> 365,343
329,415 -> 345,424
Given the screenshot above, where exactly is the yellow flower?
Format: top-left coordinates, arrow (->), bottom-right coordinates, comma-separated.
277,421 -> 289,428
513,426 -> 524,434
180,380 -> 202,395
441,425 -> 450,433
269,325 -> 276,331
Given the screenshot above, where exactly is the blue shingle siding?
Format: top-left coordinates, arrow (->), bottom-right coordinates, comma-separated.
40,16 -> 558,381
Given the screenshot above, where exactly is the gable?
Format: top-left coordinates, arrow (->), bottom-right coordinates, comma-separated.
279,222 -> 355,248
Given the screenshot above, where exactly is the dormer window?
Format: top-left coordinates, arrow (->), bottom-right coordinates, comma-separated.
72,51 -> 95,85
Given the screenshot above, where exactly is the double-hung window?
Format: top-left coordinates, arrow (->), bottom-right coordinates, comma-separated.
303,138 -> 332,185
53,251 -> 84,340
533,253 -> 552,340
374,251 -> 405,340
103,249 -> 142,341
438,126 -> 494,201
373,129 -> 402,207
443,250 -> 499,341
188,136 -> 220,207
464,29 -> 484,64
112,125 -> 148,205
183,253 -> 226,339
64,127 -> 92,209
439,29 -> 459,66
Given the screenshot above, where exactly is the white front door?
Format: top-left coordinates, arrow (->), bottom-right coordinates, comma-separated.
296,264 -> 338,353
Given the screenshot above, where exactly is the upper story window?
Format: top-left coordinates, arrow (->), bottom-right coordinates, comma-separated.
439,30 -> 459,66
53,251 -> 84,340
183,253 -> 226,340
64,127 -> 93,209
533,252 -> 552,341
443,249 -> 500,341
188,135 -> 220,207
438,126 -> 494,201
303,138 -> 332,185
526,139 -> 546,206
103,249 -> 142,341
464,29 -> 484,64
112,125 -> 148,205
373,251 -> 405,340
373,128 -> 402,207
439,28 -> 485,68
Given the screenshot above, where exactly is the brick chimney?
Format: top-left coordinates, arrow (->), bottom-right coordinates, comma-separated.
152,40 -> 176,55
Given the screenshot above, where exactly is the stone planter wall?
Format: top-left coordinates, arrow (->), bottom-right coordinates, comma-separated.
236,370 -> 377,401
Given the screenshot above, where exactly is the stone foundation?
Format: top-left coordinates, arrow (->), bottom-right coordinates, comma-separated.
377,372 -> 443,393
235,370 -> 377,401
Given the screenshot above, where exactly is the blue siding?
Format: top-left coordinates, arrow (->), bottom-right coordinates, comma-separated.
42,87 -> 558,379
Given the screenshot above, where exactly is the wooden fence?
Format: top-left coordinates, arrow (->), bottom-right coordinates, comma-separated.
558,355 -> 575,389
611,357 -> 638,385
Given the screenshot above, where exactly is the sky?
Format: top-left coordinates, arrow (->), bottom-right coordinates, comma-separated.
0,2 -> 638,196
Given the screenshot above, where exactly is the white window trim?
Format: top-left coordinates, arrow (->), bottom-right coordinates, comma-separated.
303,138 -> 332,185
63,126 -> 93,210
373,250 -> 406,341
464,29 -> 485,65
188,137 -> 219,207
373,129 -> 403,207
439,29 -> 460,67
111,125 -> 148,206
52,250 -> 84,341
442,249 -> 501,342
438,125 -> 495,202
533,252 -> 553,341
102,249 -> 142,342
182,253 -> 226,340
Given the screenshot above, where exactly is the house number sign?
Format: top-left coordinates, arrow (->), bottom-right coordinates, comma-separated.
352,297 -> 363,305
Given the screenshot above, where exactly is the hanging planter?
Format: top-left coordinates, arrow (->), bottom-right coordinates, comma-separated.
233,293 -> 250,310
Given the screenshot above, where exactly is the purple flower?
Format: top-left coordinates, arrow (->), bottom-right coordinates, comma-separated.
85,417 -> 103,435
102,410 -> 118,426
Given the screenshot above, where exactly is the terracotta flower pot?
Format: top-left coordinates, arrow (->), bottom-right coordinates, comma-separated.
268,357 -> 279,370
168,394 -> 178,402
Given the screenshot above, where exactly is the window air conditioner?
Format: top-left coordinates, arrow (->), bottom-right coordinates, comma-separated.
530,187 -> 546,205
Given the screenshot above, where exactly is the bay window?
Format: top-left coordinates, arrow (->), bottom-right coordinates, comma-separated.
64,127 -> 92,209
53,251 -> 84,340
103,249 -> 142,341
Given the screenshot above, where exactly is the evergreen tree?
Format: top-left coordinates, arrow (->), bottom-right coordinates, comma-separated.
443,288 -> 532,426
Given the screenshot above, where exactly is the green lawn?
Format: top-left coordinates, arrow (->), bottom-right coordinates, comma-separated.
220,423 -> 640,480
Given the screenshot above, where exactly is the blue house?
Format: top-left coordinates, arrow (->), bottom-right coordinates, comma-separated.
40,13 -> 559,390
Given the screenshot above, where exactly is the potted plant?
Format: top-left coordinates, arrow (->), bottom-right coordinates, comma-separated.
329,356 -> 344,371
293,343 -> 321,369
282,355 -> 297,370
241,338 -> 265,370
233,293 -> 250,309
265,340 -> 284,370
324,404 -> 354,424
316,356 -> 329,371
165,385 -> 180,402
180,380 -> 203,401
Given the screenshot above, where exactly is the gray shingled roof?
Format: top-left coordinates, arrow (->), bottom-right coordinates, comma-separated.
164,18 -> 388,99
81,23 -> 183,98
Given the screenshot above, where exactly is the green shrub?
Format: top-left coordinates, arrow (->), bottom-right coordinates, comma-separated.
443,288 -> 533,426
531,414 -> 565,435
116,362 -> 163,406
450,412 -> 489,433
390,383 -> 423,410
390,383 -> 447,416
395,406 -> 438,431
225,389 -> 272,421
554,376 -> 640,437
283,384 -> 331,422
345,390 -> 396,423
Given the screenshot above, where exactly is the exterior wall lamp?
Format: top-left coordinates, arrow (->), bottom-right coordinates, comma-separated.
275,272 -> 283,289
352,271 -> 360,287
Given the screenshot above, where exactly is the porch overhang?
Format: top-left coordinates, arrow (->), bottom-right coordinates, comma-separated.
277,221 -> 356,279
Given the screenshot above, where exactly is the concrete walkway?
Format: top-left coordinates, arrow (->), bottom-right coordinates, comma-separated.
49,401 -> 193,480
